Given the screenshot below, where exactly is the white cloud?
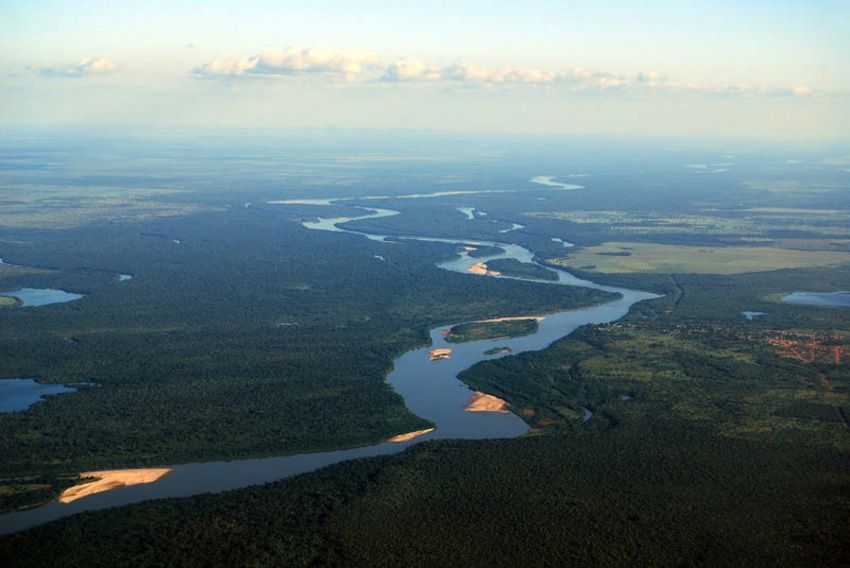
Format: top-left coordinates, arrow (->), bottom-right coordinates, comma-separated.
635,70 -> 668,83
441,63 -> 564,84
654,81 -> 819,98
29,58 -> 118,78
382,58 -> 443,82
195,47 -> 821,99
195,47 -> 381,80
382,60 -> 630,91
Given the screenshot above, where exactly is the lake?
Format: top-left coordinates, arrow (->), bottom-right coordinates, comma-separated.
2,288 -> 85,307
0,378 -> 76,413
782,291 -> 850,308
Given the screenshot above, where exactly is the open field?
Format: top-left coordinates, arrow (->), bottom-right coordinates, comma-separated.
552,242 -> 850,274
0,186 -> 217,229
525,208 -> 850,239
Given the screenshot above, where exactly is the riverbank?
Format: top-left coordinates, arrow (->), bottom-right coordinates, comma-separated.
58,469 -> 174,504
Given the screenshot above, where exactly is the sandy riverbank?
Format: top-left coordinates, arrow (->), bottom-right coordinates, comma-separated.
430,348 -> 453,361
468,262 -> 501,276
386,428 -> 436,443
58,468 -> 174,504
465,392 -> 510,413
476,315 -> 546,324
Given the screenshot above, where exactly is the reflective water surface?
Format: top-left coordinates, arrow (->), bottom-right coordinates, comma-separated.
0,196 -> 658,534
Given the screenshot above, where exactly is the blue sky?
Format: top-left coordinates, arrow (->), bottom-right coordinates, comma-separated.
2,1 -> 848,139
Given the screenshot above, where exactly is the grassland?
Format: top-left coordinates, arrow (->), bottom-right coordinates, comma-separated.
525,208 -> 850,239
0,186 -> 216,229
0,295 -> 20,307
552,242 -> 850,274
446,318 -> 538,343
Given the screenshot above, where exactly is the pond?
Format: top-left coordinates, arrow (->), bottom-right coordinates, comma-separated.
1,288 -> 85,307
0,378 -> 76,413
781,291 -> 850,308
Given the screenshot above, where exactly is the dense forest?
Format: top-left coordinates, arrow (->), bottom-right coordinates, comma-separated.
2,271 -> 848,566
484,258 -> 558,280
2,138 -> 849,564
0,206 -> 611,481
446,318 -> 538,343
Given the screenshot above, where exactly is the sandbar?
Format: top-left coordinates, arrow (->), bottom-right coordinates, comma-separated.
465,391 -> 510,413
477,315 -> 545,324
430,348 -> 453,361
58,468 -> 174,504
468,262 -> 501,276
386,428 -> 436,443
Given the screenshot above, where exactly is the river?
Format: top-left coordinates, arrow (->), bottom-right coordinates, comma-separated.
0,197 -> 657,534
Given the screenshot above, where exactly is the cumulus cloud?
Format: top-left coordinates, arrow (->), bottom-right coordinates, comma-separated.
652,81 -> 819,98
382,59 -> 631,91
441,63 -> 565,84
382,58 -> 443,82
195,47 -> 381,80
28,57 -> 118,77
380,59 -> 820,97
194,47 -> 820,99
635,70 -> 668,83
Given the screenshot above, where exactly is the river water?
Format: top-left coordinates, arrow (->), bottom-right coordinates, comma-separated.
0,198 -> 657,534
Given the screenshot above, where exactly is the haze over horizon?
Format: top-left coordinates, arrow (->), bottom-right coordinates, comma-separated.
2,1 -> 849,140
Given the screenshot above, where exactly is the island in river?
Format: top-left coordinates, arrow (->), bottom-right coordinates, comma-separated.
447,318 -> 540,343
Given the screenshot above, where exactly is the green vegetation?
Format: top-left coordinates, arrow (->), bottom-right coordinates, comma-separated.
526,208 -> 850,239
0,186 -> 215,229
0,476 -> 82,514
484,346 -> 511,355
0,207 -> 612,485
465,244 -> 504,258
446,319 -> 538,343
4,267 -> 848,566
485,258 -> 558,280
3,137 -> 850,564
0,295 -> 19,307
552,242 -> 850,274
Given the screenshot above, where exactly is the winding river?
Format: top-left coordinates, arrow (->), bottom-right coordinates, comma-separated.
0,196 -> 657,534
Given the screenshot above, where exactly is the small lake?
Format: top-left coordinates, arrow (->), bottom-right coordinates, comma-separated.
781,291 -> 850,308
0,378 -> 76,413
742,311 -> 766,320
1,288 -> 85,307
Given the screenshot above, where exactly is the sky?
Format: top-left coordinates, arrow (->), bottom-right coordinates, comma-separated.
2,0 -> 849,140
